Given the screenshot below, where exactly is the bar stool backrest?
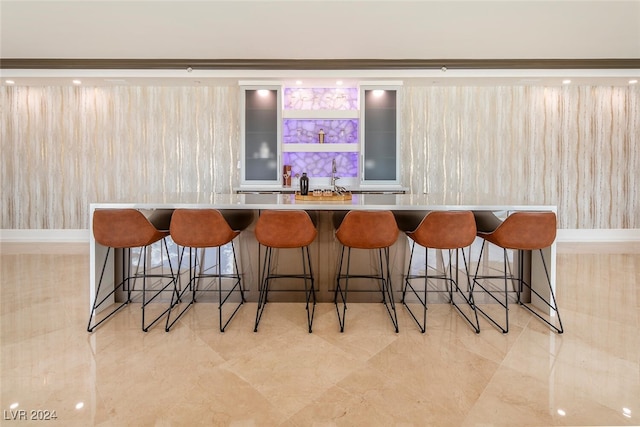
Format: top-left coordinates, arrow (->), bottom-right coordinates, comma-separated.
483,211 -> 557,250
336,210 -> 399,249
255,210 -> 317,248
93,209 -> 167,248
170,209 -> 240,248
407,211 -> 476,249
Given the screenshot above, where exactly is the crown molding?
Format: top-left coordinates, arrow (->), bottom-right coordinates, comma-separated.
2,58 -> 640,70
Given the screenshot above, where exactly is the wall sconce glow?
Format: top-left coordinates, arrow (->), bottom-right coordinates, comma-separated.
5,80 -> 15,85
623,407 -> 631,418
75,402 -> 84,410
629,80 -> 638,85
562,79 -> 571,85
372,89 -> 385,97
557,409 -> 566,416
72,80 -> 82,85
257,89 -> 270,97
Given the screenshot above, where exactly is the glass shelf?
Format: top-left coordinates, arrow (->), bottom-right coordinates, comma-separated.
282,143 -> 358,152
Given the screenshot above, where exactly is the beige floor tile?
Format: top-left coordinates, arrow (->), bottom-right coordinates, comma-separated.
220,325 -> 363,417
1,243 -> 639,426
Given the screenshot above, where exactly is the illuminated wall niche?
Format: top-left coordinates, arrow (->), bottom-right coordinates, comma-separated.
282,87 -> 359,178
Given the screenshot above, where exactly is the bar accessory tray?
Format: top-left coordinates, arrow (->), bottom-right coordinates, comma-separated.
294,192 -> 352,201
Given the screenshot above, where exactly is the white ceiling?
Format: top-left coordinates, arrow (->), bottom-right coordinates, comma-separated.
2,0 -> 640,86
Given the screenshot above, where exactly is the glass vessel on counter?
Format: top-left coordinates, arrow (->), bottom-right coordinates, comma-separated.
300,172 -> 309,195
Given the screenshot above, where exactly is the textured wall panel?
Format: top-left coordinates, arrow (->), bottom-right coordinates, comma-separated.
1,86 -> 240,229
400,86 -> 639,229
1,84 -> 638,230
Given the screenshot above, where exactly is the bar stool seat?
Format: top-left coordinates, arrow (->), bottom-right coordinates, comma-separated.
402,211 -> 480,333
472,211 -> 563,333
334,210 -> 400,332
88,209 -> 176,332
167,209 -> 252,332
254,210 -> 318,333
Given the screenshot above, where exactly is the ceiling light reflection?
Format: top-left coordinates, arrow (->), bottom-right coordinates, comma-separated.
75,402 -> 84,410
629,80 -> 638,85
10,403 -> 19,409
557,409 -> 566,416
562,79 -> 571,85
72,80 -> 82,85
5,80 -> 15,85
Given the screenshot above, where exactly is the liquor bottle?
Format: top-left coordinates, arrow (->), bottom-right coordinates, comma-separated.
300,172 -> 309,195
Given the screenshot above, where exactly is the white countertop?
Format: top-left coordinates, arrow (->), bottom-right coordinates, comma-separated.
90,192 -> 556,212
233,185 -> 409,194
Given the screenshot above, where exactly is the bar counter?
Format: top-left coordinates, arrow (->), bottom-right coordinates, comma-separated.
89,193 -> 557,317
90,192 -> 556,212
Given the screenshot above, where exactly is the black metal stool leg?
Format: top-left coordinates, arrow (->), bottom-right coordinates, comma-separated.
254,246 -> 272,332
380,247 -> 399,333
142,238 -> 177,332
333,245 -> 345,303
448,248 -> 480,333
334,246 -> 350,333
377,248 -> 387,304
165,246 -> 198,331
515,249 -> 564,333
401,241 -> 417,304
88,247 -> 131,332
301,246 -> 316,333
219,241 -> 245,333
402,243 -> 428,333
472,241 -> 509,333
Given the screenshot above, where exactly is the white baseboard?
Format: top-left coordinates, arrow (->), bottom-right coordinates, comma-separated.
1,228 -> 639,243
556,229 -> 640,242
0,229 -> 90,243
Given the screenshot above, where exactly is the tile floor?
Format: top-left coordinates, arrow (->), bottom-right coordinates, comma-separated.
1,242 -> 639,426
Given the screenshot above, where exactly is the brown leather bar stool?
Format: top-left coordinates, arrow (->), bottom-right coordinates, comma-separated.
472,211 -> 563,334
166,209 -> 254,332
88,209 -> 176,332
254,210 -> 317,333
334,210 -> 400,333
402,211 -> 480,333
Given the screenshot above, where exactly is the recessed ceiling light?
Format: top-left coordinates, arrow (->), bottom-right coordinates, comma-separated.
562,79 -> 571,85
372,89 -> 385,97
629,79 -> 638,85
5,80 -> 15,85
336,80 -> 343,86
557,409 -> 566,416
295,80 -> 302,85
257,89 -> 269,96
72,80 -> 82,85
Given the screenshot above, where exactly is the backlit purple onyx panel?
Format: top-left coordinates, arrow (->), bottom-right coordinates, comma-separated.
282,119 -> 358,144
284,88 -> 359,110
282,152 -> 358,178
282,87 -> 360,179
